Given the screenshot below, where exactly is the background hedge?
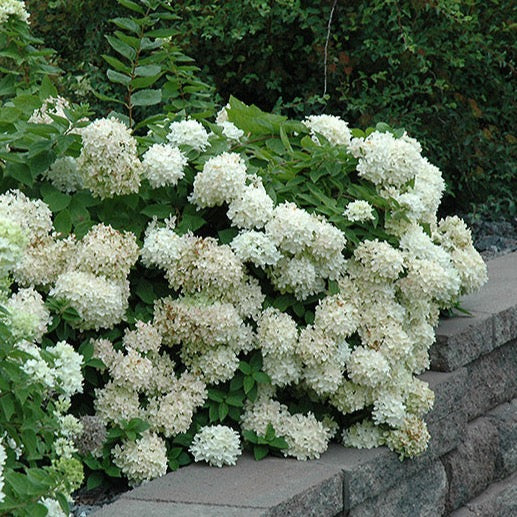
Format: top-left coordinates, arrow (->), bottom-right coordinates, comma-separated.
27,0 -> 516,217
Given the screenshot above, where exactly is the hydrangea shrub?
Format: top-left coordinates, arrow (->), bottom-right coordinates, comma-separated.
0,0 -> 488,496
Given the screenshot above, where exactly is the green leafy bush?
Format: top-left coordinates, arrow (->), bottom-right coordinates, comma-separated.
28,0 -> 516,216
2,0 -> 490,501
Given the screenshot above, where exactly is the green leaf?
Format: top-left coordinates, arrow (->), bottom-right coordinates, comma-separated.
253,445 -> 269,461
107,69 -> 132,86
249,352 -> 263,371
135,64 -> 162,77
238,361 -> 251,375
112,17 -> 141,34
242,430 -> 258,443
209,402 -> 218,423
225,394 -> 244,407
140,204 -> 171,218
53,210 -> 72,234
218,228 -> 239,244
102,54 -> 132,74
41,188 -> 71,212
131,89 -> 162,106
243,375 -> 255,395
264,423 -> 275,442
218,402 -> 228,421
106,35 -> 136,61
270,437 -> 289,449
252,371 -> 271,384
87,472 -> 104,490
207,389 -> 224,403
135,278 -> 156,304
118,0 -> 145,13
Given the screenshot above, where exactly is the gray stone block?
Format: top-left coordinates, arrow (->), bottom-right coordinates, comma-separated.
319,444 -> 429,510
432,311 -> 494,372
348,460 -> 447,517
450,472 -> 517,517
426,406 -> 466,459
108,453 -> 343,517
419,368 -> 468,423
461,339 -> 517,421
486,398 -> 517,479
92,498 -> 265,516
442,417 -> 500,512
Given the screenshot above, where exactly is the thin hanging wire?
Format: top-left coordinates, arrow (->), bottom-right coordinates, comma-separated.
323,0 -> 339,98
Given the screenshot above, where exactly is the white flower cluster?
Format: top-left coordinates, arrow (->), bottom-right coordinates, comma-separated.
29,96 -> 70,125
112,431 -> 168,486
215,105 -> 244,141
343,200 -> 375,222
167,119 -> 209,151
77,117 -> 142,198
241,396 -> 333,460
189,151 -> 347,300
44,156 -> 83,194
0,0 -> 29,25
50,223 -> 138,330
189,425 -> 241,467
0,439 -> 6,503
303,114 -> 352,147
142,143 -> 187,188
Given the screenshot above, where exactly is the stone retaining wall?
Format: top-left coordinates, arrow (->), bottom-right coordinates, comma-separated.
94,252 -> 517,517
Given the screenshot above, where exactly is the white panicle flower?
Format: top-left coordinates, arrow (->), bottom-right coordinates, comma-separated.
449,247 -> 488,295
219,121 -> 244,141
347,346 -> 391,388
110,348 -> 153,392
262,353 -> 301,387
123,321 -> 162,355
310,218 -> 347,263
13,235 -> 76,288
344,200 -> 375,222
399,257 -> 460,304
91,338 -> 117,369
7,287 -> 51,343
190,152 -> 247,208
16,340 -> 55,388
0,216 -> 27,276
0,439 -> 6,503
70,223 -> 139,280
112,431 -> 167,485
40,498 -> 67,517
257,308 -> 298,356
29,96 -> 69,124
215,105 -> 229,124
330,380 -> 374,414
222,277 -> 265,320
227,181 -> 274,229
314,294 -> 359,341
281,412 -> 331,460
77,117 -> 141,199
435,216 -> 473,250
45,156 -> 83,193
167,119 -> 209,151
303,361 -> 343,396
189,425 -> 241,467
297,325 -> 338,366
412,158 -> 445,221
303,114 -> 351,147
231,231 -> 281,268
372,389 -> 407,427
353,239 -> 405,281
270,255 -> 325,301
141,220 -> 185,271
0,0 -> 29,24
0,190 -> 53,242
342,420 -> 386,449
354,131 -> 422,187
241,397 -> 289,437
385,415 -> 430,459
50,271 -> 129,330
195,347 -> 240,385
48,341 -> 83,397
265,202 -> 317,254
165,237 -> 244,295
94,382 -> 142,424
142,143 -> 187,188
405,378 -> 434,417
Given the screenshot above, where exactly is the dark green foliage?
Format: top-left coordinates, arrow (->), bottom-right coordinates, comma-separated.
28,0 -> 515,216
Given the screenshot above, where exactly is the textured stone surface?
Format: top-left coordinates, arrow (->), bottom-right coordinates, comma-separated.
96,453 -> 343,517
319,444 -> 429,510
461,339 -> 517,421
431,311 -> 494,372
450,472 -> 517,517
419,368 -> 468,423
348,460 -> 447,517
426,407 -> 466,459
486,398 -> 517,479
92,498 -> 265,517
442,417 -> 500,512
